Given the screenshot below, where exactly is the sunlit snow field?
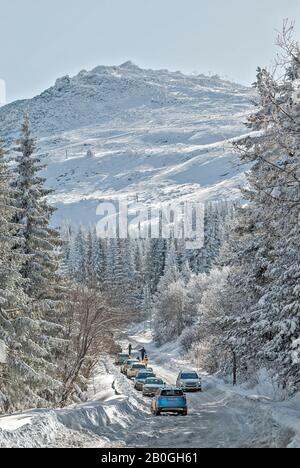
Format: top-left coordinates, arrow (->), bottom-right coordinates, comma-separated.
0,62 -> 253,227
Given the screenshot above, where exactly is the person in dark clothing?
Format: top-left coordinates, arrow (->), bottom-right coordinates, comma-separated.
140,347 -> 146,361
128,343 -> 132,356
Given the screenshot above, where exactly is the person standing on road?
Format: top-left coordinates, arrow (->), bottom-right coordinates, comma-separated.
140,347 -> 146,361
128,343 -> 132,356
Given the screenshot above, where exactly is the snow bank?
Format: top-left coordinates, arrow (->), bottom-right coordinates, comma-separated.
0,362 -> 134,448
0,393 -> 140,448
0,415 -> 32,432
207,377 -> 300,448
270,394 -> 300,448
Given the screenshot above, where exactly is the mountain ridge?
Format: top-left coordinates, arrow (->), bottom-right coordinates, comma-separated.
0,62 -> 253,227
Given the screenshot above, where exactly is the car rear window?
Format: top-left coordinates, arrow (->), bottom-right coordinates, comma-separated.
146,379 -> 163,385
161,390 -> 184,397
181,373 -> 199,380
138,373 -> 155,379
133,364 -> 146,369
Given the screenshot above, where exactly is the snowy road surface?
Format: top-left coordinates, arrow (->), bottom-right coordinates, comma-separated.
0,326 -> 298,448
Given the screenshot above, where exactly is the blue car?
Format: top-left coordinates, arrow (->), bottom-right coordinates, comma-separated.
151,388 -> 188,416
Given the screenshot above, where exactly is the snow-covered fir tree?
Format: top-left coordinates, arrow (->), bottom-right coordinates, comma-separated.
12,114 -> 66,407
0,141 -> 29,412
188,201 -> 236,273
197,26 -> 300,394
145,238 -> 167,294
14,115 -> 63,300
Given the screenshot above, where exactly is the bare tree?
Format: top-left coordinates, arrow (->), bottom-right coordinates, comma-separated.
60,286 -> 136,406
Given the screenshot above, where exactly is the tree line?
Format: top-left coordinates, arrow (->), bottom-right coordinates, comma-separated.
64,202 -> 235,345
0,116 -> 133,414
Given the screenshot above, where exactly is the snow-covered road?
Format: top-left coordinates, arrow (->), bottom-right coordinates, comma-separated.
111,327 -> 294,448
0,325 -> 298,448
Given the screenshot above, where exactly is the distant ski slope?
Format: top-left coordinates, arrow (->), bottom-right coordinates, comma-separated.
0,62 -> 253,227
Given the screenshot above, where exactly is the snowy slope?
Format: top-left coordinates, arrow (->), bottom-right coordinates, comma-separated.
0,62 -> 253,227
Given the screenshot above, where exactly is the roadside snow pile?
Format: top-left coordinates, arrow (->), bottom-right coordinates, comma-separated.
272,393 -> 300,448
0,398 -> 135,448
0,361 -> 135,448
0,409 -> 93,448
208,377 -> 300,449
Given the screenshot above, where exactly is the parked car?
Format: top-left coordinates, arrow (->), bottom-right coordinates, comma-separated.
176,371 -> 202,392
127,362 -> 147,379
143,378 -> 165,397
151,388 -> 188,416
114,352 -> 129,366
134,371 -> 156,391
121,359 -> 139,375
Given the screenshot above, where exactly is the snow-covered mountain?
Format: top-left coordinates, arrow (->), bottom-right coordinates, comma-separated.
0,62 -> 252,227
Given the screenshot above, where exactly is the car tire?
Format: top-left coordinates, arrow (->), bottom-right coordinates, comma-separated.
182,410 -> 188,416
155,410 -> 161,416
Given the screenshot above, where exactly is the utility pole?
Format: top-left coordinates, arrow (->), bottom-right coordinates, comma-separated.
232,350 -> 237,386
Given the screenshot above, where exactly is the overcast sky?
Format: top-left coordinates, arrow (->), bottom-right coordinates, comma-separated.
1,0 -> 300,103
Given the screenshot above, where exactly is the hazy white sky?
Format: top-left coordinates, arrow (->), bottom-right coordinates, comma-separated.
1,0 -> 300,102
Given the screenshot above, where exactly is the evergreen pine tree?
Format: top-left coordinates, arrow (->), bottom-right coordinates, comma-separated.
12,115 -> 66,407
0,141 -> 29,412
